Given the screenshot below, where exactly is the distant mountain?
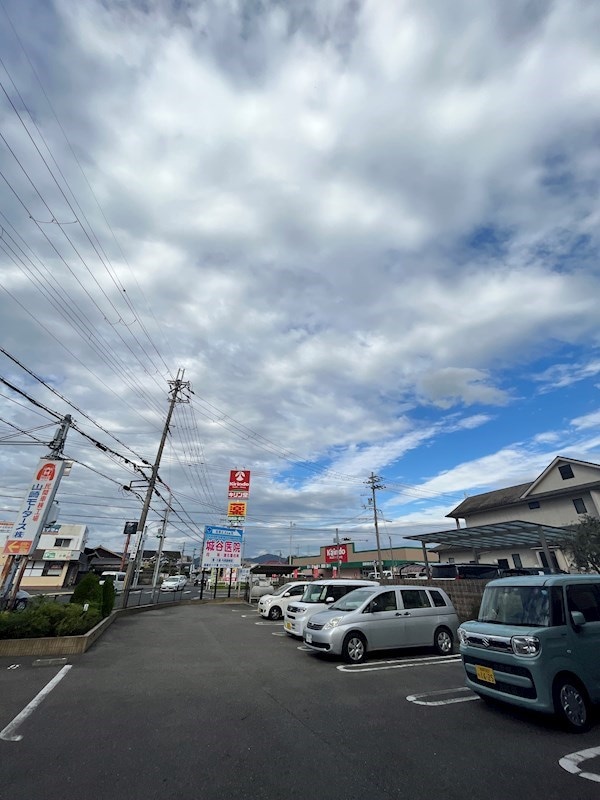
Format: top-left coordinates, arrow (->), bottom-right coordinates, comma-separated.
248,553 -> 288,565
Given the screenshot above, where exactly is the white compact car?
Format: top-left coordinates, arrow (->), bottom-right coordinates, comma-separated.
257,581 -> 311,621
284,579 -> 379,638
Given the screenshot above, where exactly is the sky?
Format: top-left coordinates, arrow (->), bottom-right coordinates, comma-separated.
0,0 -> 599,562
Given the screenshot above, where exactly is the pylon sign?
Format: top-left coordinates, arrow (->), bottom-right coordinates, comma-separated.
202,526 -> 244,568
3,459 -> 66,556
227,501 -> 247,518
228,470 -> 250,498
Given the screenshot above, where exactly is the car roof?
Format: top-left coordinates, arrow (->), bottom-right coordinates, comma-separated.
310,579 -> 379,585
486,574 -> 600,587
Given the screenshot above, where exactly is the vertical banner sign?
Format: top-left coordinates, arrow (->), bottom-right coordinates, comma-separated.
3,459 -> 66,556
202,526 -> 244,568
228,470 -> 251,499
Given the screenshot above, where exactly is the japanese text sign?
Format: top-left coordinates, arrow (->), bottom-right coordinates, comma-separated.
202,526 -> 244,568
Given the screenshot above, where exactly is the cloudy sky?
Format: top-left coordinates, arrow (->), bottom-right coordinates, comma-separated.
0,0 -> 599,561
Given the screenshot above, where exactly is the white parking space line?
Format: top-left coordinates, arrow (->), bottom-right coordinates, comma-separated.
297,645 -> 312,652
0,665 -> 72,742
7,664 -> 20,670
337,654 -> 461,673
406,687 -> 478,706
559,746 -> 600,783
271,632 -> 286,637
255,621 -> 283,626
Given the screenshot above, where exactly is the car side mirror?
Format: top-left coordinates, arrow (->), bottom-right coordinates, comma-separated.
283,592 -> 291,597
325,596 -> 335,603
571,610 -> 586,629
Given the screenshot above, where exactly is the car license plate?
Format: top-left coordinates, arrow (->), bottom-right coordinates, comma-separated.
285,622 -> 292,631
305,633 -> 312,643
475,665 -> 496,684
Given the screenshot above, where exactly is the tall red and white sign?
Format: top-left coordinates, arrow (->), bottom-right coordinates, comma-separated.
228,469 -> 251,499
3,459 -> 65,556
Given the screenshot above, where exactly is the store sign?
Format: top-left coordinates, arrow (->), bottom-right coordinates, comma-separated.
202,526 -> 244,568
325,544 -> 348,563
43,549 -> 73,560
4,459 -> 66,556
227,501 -> 247,518
228,470 -> 251,492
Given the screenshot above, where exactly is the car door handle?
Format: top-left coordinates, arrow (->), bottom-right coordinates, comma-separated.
396,612 -> 411,616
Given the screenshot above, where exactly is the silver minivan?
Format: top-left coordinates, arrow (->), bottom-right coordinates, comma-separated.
284,579 -> 379,639
303,585 -> 459,662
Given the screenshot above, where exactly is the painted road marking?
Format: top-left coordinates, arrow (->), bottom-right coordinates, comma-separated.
272,632 -> 286,637
7,664 -> 20,670
559,745 -> 600,783
406,687 -> 478,706
297,645 -> 312,652
255,621 -> 283,626
0,665 -> 72,742
337,654 -> 462,673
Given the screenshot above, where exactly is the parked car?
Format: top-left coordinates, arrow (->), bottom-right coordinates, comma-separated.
160,575 -> 187,592
258,581 -> 311,620
429,563 -> 501,580
101,571 -> 127,592
284,579 -> 379,639
303,585 -> 459,663
458,574 -> 600,732
13,590 -> 31,611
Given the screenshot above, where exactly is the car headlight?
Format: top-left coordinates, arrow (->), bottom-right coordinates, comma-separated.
324,616 -> 344,629
458,627 -> 468,645
511,636 -> 540,656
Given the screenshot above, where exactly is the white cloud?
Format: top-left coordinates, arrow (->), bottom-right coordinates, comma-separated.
1,0 -> 600,553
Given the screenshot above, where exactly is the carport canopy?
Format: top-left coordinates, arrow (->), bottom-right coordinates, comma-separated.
249,565 -> 295,576
404,519 -> 574,574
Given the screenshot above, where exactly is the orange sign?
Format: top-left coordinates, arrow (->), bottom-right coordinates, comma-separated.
3,539 -> 33,555
227,501 -> 247,517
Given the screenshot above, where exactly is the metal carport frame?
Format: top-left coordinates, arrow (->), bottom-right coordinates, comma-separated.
404,519 -> 574,576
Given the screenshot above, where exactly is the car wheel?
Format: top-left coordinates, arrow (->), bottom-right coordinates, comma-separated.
14,599 -> 27,611
343,632 -> 367,664
434,627 -> 453,655
553,676 -> 592,732
268,606 -> 282,621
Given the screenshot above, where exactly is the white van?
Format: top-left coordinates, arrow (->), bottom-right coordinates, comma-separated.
284,579 -> 379,638
100,571 -> 127,593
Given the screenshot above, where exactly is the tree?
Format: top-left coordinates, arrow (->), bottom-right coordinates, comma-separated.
562,515 -> 600,573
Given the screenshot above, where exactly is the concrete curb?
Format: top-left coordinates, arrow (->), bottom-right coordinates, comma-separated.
0,597 -> 245,656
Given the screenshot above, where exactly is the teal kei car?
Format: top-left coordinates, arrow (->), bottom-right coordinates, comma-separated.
458,575 -> 600,732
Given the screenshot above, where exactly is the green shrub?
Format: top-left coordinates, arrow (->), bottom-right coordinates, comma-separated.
0,601 -> 102,639
71,573 -> 102,606
55,604 -> 102,636
101,579 -> 115,618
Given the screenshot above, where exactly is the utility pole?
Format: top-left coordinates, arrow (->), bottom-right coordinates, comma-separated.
151,495 -> 171,600
335,528 -> 341,577
122,370 -> 190,606
366,472 -> 385,583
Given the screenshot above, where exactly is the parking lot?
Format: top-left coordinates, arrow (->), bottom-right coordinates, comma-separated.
1,602 -> 599,799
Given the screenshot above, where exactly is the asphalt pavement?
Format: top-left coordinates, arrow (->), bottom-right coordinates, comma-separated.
0,603 -> 599,800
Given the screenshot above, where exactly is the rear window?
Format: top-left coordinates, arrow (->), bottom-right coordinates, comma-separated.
428,590 -> 447,608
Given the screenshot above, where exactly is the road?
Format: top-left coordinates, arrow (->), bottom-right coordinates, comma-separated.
1,603 -> 599,800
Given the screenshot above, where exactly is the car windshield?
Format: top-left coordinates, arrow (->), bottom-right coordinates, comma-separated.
479,586 -> 552,627
272,583 -> 293,597
330,588 -> 377,611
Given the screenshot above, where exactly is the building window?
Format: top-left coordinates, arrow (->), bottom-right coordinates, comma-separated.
528,501 -> 540,510
42,561 -> 64,576
448,557 -> 455,564
539,551 -> 560,570
54,538 -> 71,547
512,554 -> 523,568
497,558 -> 509,569
573,498 -> 587,514
559,464 -> 574,480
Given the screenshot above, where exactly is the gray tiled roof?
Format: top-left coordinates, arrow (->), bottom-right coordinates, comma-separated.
447,481 -> 532,517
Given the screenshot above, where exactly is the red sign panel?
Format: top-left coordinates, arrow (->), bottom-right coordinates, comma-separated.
325,544 -> 348,563
3,539 -> 33,555
229,470 -> 251,492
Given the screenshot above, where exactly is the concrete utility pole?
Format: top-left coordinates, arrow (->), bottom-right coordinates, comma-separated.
122,371 -> 189,605
366,472 -> 386,583
151,493 -> 172,600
